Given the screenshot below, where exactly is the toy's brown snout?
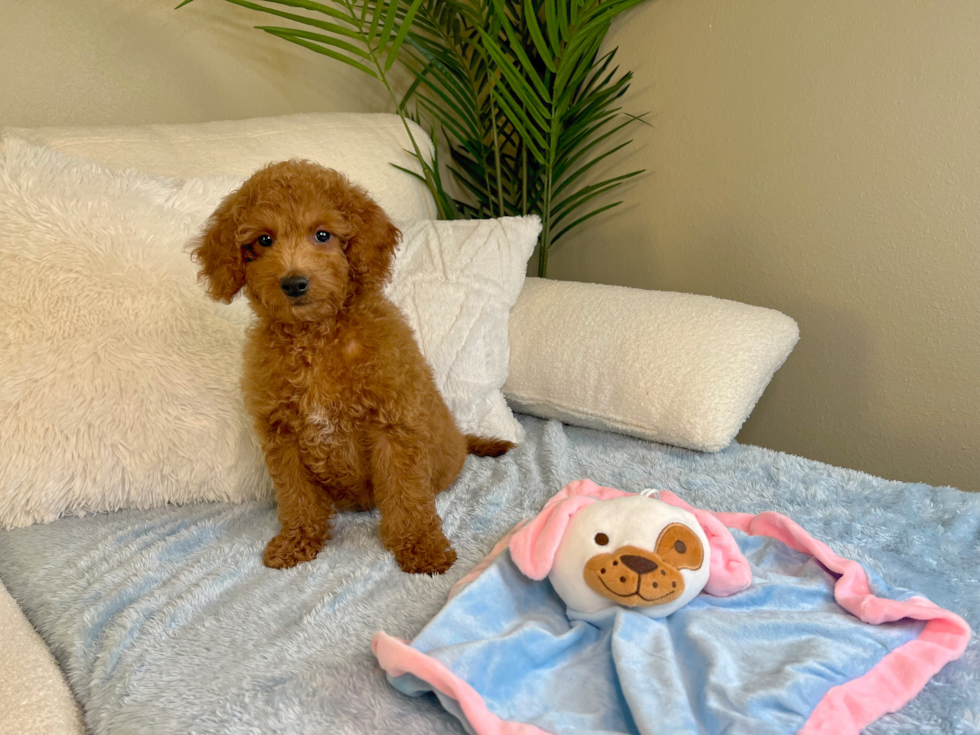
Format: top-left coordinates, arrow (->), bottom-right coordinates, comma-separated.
582,523 -> 704,607
620,554 -> 659,574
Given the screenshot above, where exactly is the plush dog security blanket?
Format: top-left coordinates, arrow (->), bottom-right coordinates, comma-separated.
373,480 -> 971,735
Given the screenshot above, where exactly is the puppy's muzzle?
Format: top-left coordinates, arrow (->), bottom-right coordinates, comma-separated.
280,275 -> 310,298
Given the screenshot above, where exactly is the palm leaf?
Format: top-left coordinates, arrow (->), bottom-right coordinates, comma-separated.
552,169 -> 643,221
179,0 -> 653,275
376,1 -> 400,52
253,0 -> 358,25
367,0 -> 384,43
523,0 -> 556,72
553,200 -> 623,242
219,0 -> 356,35
261,28 -> 377,75
257,26 -> 370,57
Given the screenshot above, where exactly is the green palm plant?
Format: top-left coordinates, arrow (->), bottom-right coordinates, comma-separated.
177,0 -> 650,276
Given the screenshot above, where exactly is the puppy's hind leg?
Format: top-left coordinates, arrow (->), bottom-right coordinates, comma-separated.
372,432 -> 457,575
261,429 -> 334,569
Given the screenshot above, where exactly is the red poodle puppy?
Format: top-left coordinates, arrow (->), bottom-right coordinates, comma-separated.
192,160 -> 513,574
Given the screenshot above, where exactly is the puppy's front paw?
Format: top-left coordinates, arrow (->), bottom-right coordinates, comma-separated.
394,532 -> 457,575
263,529 -> 327,569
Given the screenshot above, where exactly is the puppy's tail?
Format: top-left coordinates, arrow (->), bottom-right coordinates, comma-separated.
465,435 -> 516,457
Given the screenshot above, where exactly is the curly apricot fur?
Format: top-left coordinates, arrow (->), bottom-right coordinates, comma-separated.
191,160 -> 513,573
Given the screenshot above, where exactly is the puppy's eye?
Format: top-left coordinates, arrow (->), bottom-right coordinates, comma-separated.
594,533 -> 609,546
315,230 -> 332,243
257,234 -> 273,248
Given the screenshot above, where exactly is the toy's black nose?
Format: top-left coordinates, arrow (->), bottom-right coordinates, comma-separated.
280,275 -> 310,298
620,555 -> 658,574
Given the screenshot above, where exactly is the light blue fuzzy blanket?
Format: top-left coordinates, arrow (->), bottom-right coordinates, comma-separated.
0,415 -> 977,734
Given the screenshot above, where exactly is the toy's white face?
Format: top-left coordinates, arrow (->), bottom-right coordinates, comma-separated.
549,495 -> 711,617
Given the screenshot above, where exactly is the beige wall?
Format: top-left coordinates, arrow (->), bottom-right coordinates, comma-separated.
3,0 -> 976,490
0,0 -> 385,129
553,0 -> 979,491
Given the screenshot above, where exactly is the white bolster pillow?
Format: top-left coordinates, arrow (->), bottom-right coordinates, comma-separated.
503,278 -> 799,452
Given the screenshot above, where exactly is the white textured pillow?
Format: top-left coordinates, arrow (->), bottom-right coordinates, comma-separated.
386,217 -> 541,444
2,112 -> 436,227
503,278 -> 799,452
0,140 -> 534,528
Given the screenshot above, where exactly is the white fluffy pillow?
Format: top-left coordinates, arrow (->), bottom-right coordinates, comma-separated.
387,217 -> 540,444
0,141 -> 267,529
2,112 -> 436,228
0,141 -> 533,528
503,278 -> 799,452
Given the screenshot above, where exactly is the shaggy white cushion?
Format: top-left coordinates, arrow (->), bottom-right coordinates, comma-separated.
503,278 -> 799,452
0,140 -> 533,529
387,217 -> 540,444
0,141 -> 266,529
2,112 -> 436,227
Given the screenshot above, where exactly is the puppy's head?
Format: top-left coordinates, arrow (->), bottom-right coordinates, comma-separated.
191,160 -> 400,323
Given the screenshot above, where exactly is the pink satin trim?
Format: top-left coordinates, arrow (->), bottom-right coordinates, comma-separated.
713,511 -> 971,734
371,632 -> 550,735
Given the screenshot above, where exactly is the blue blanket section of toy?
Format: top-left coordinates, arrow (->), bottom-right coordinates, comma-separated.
389,531 -> 924,735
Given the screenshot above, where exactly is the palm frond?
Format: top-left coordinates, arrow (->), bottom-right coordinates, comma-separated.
178,0 -> 651,275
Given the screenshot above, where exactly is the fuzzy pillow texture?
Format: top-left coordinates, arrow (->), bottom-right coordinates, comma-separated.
503,278 -> 800,452
3,112 -> 437,227
0,141 -> 534,528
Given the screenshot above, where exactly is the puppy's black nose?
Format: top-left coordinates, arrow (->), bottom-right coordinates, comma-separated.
280,275 -> 310,298
621,555 -> 658,574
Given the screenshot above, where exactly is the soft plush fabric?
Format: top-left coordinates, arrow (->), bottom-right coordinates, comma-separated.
0,141 -> 532,528
387,217 -> 541,444
0,580 -> 84,735
507,479 -> 751,616
0,415 -> 977,735
503,277 -> 800,452
0,139 -> 268,529
2,112 -> 436,227
375,486 -> 969,735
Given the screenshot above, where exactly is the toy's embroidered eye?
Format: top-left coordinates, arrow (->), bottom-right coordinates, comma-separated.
674,540 -> 687,554
257,234 -> 273,248
315,230 -> 332,243
594,533 -> 609,546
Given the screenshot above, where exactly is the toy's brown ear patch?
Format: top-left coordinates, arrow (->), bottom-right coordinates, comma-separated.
655,523 -> 704,571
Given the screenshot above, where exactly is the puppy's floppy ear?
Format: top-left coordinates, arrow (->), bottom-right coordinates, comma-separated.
191,190 -> 247,304
345,189 -> 401,291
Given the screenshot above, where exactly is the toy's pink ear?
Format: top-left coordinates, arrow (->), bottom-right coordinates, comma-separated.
510,480 -> 752,594
659,491 -> 752,597
509,480 -> 611,580
550,478 -> 628,504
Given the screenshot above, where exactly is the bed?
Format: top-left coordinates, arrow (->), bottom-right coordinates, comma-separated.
0,414 -> 977,734
0,112 -> 975,734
